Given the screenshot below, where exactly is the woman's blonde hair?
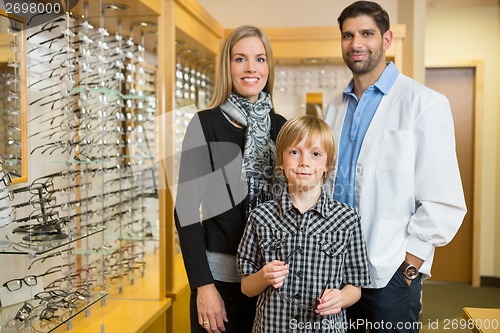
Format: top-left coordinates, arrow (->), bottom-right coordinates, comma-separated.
275,115 -> 337,183
207,25 -> 275,110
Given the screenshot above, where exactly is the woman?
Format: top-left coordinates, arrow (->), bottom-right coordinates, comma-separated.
174,25 -> 287,333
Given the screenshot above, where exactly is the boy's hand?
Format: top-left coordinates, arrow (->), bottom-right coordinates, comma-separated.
261,260 -> 289,289
314,288 -> 343,316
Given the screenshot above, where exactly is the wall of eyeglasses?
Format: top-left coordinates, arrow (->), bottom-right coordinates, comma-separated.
0,27 -> 23,179
175,48 -> 214,110
172,46 -> 215,254
0,10 -> 159,333
273,63 -> 353,119
173,47 -> 215,176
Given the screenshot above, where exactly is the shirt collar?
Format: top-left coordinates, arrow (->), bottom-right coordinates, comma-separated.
279,187 -> 332,218
342,61 -> 399,100
280,191 -> 295,215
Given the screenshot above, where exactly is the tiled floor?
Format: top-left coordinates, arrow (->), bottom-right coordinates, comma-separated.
420,282 -> 500,333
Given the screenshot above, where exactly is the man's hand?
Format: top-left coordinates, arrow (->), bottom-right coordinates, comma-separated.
404,252 -> 424,286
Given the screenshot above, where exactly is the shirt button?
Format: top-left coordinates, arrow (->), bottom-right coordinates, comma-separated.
355,184 -> 361,195
356,166 -> 363,175
296,271 -> 302,278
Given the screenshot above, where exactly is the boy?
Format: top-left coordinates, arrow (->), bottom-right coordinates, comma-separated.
237,115 -> 370,332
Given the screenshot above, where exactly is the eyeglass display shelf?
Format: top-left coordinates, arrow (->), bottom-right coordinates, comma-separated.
70,87 -> 152,102
0,290 -> 107,333
72,244 -> 126,256
52,154 -> 157,165
0,226 -> 106,255
106,231 -> 158,242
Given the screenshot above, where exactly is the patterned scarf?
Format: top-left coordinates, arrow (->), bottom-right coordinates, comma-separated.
220,92 -> 277,218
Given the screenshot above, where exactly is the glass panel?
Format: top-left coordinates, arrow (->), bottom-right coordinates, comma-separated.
0,10 -> 28,183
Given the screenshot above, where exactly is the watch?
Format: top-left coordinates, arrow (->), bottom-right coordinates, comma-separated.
400,261 -> 419,280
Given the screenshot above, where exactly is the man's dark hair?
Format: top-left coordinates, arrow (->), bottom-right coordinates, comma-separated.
337,1 -> 390,34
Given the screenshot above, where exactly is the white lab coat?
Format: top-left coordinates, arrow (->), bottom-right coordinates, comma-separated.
324,73 -> 467,288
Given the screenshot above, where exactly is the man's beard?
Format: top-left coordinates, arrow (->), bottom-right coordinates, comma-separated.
344,49 -> 383,75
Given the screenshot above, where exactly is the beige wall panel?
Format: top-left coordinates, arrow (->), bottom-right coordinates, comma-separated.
426,5 -> 499,278
174,1 -> 223,55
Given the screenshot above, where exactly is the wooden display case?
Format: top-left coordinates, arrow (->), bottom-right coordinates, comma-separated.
161,1 -> 222,332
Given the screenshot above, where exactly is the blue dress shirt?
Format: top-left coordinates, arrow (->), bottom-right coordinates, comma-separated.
333,62 -> 399,206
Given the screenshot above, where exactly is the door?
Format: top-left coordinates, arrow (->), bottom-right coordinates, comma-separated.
425,67 -> 475,283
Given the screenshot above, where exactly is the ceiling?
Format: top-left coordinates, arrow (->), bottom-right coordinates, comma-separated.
196,0 -> 499,29
196,0 -> 396,29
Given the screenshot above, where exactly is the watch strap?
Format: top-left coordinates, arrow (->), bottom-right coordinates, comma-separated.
399,260 -> 410,272
399,260 -> 419,279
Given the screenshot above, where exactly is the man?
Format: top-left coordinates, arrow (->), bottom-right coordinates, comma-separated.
324,1 -> 467,332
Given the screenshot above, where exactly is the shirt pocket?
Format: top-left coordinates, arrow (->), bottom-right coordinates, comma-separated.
317,231 -> 347,257
378,129 -> 414,171
258,230 -> 290,263
315,231 -> 348,289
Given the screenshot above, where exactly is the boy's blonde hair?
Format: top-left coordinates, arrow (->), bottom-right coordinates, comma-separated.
275,115 -> 337,183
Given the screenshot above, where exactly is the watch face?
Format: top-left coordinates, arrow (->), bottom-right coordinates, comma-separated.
405,266 -> 418,279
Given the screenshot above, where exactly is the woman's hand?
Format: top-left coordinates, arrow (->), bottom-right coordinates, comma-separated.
197,284 -> 228,333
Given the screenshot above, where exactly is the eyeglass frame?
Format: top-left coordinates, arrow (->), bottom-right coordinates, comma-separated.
14,301 -> 35,322
27,246 -> 76,270
274,246 -> 331,312
0,155 -> 13,187
2,263 -> 75,292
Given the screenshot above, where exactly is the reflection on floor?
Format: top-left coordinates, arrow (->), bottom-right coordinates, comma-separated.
420,282 -> 500,333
